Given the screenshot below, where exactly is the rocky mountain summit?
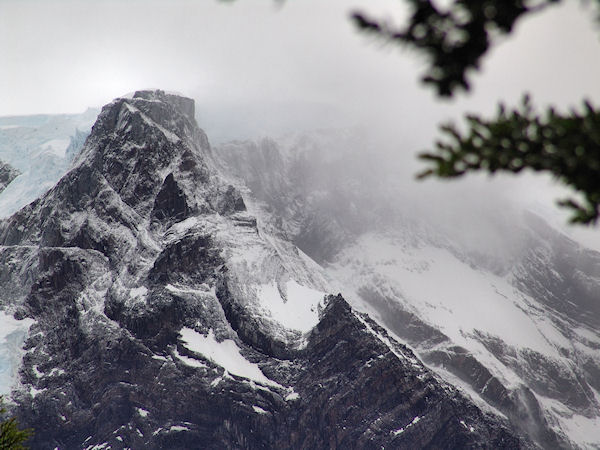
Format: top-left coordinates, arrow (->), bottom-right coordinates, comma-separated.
0,91 -> 526,449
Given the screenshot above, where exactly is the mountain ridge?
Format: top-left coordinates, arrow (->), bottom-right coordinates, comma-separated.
215,132 -> 600,449
0,90 -> 527,449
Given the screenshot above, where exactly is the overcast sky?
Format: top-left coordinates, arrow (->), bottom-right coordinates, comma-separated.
2,1 -> 600,117
2,0 -> 600,246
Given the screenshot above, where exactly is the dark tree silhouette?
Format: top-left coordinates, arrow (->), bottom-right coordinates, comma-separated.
0,397 -> 32,450
352,0 -> 600,224
351,0 -> 565,96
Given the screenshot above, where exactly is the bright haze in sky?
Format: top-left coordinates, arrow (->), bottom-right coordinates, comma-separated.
2,1 -> 600,120
2,0 -> 600,246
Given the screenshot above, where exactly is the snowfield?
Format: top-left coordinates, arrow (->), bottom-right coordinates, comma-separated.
254,279 -> 326,333
0,109 -> 97,218
328,231 -> 600,448
0,311 -> 34,395
179,327 -> 281,387
333,233 -> 564,358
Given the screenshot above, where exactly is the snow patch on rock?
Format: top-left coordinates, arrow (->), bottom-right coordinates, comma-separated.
179,328 -> 280,387
392,415 -> 421,436
255,280 -> 326,333
252,405 -> 269,415
0,311 -> 34,395
173,347 -> 208,369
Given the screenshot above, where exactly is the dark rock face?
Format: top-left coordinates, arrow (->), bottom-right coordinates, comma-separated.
0,160 -> 19,193
0,91 -> 527,449
149,233 -> 222,286
292,296 -> 522,450
152,173 -> 190,223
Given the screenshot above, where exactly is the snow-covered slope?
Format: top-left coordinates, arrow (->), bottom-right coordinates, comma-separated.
3,99 -> 597,448
329,226 -> 600,449
215,131 -> 600,449
0,311 -> 34,396
0,109 -> 97,217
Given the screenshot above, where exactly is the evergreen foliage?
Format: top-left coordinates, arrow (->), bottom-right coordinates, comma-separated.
418,96 -> 600,223
0,397 -> 32,450
352,0 -> 566,97
352,0 -> 600,224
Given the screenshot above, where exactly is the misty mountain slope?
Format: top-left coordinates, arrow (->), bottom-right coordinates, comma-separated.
328,225 -> 600,449
214,133 -> 600,449
0,109 -> 97,218
0,91 -> 525,449
216,129 -> 392,264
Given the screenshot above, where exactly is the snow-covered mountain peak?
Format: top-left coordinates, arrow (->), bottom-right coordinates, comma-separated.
1,90 -> 335,357
0,94 -> 530,448
74,90 -> 209,188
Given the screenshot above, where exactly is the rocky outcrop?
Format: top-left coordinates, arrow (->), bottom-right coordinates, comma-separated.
0,160 -> 19,194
